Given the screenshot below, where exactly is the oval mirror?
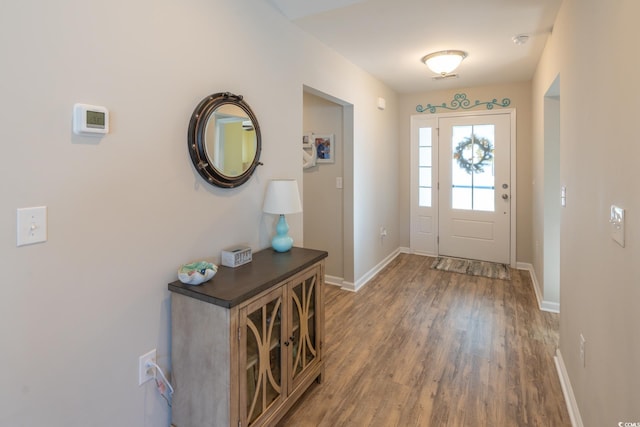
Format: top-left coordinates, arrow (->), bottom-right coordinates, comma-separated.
188,92 -> 262,188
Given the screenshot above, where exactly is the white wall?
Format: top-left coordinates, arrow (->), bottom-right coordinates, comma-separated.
0,0 -> 399,425
532,0 -> 640,423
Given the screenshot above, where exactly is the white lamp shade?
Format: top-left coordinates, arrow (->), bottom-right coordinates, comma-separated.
263,179 -> 302,215
422,50 -> 467,75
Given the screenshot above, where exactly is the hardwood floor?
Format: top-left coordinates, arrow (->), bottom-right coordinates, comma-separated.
277,254 -> 571,427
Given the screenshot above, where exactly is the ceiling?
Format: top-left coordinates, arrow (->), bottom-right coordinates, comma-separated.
265,0 -> 562,94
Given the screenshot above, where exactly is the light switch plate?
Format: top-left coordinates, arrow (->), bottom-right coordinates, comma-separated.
610,205 -> 625,247
17,206 -> 48,246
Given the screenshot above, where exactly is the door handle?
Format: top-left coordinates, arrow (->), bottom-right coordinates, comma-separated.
502,194 -> 509,200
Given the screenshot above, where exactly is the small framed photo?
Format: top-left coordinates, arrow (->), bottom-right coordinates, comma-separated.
313,134 -> 334,164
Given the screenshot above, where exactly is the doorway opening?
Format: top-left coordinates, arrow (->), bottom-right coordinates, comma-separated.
302,86 -> 354,287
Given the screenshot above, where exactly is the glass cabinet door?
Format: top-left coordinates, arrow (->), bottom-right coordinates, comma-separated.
240,288 -> 285,426
289,267 -> 320,389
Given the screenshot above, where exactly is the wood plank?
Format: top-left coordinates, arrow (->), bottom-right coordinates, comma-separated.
277,254 -> 571,426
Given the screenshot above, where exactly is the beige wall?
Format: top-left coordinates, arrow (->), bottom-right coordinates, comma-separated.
0,0 -> 399,425
532,0 -> 640,424
15,0 -> 639,424
300,57 -> 400,284
303,92 -> 344,279
399,82 -> 533,263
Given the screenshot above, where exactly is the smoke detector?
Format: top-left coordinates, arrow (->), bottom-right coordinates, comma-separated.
512,34 -> 530,45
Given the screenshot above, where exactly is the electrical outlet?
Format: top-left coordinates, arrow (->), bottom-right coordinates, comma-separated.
138,349 -> 156,385
610,205 -> 625,247
579,334 -> 586,368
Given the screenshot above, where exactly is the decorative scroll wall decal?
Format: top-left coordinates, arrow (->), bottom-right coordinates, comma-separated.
416,93 -> 511,113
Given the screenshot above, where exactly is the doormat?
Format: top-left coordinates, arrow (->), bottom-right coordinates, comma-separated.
431,257 -> 511,281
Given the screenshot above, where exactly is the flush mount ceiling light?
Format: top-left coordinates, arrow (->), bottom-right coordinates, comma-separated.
421,50 -> 467,76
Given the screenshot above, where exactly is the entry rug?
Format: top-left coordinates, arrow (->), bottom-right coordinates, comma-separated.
431,257 -> 511,281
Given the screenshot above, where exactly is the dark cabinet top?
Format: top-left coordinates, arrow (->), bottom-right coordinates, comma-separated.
168,247 -> 328,308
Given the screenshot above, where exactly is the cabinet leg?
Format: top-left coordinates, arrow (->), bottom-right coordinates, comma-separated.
315,366 -> 325,384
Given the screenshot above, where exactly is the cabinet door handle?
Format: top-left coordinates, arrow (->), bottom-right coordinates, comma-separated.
284,340 -> 290,346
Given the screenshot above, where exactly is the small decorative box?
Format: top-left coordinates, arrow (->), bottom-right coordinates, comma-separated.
221,246 -> 252,268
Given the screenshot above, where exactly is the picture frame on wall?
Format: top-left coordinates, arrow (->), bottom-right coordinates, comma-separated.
313,134 -> 334,164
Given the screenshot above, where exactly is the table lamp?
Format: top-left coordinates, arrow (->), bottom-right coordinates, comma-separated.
262,179 -> 302,252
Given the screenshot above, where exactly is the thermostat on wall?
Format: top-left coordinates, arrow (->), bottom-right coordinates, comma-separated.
73,103 -> 109,135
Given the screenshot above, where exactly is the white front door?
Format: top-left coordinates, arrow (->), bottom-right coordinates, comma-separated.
438,113 -> 512,264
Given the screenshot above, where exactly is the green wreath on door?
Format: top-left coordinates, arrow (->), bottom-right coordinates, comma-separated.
453,135 -> 494,174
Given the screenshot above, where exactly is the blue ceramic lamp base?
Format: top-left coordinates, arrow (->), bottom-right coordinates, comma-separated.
271,214 -> 294,252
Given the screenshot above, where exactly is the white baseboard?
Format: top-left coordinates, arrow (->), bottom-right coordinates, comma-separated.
555,349 -> 584,427
325,248 -> 402,292
540,300 -> 560,313
516,262 -> 560,313
351,248 -> 402,292
325,274 -> 355,291
324,275 -> 344,287
399,246 -> 437,257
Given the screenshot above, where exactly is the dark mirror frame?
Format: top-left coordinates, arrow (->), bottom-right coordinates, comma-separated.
188,92 -> 262,188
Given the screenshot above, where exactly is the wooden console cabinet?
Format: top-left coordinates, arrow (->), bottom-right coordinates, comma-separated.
168,247 -> 327,427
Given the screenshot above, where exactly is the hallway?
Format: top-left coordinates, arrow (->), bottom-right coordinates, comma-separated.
279,253 -> 570,426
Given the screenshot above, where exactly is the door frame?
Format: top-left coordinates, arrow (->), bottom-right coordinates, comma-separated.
410,109 -> 517,267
